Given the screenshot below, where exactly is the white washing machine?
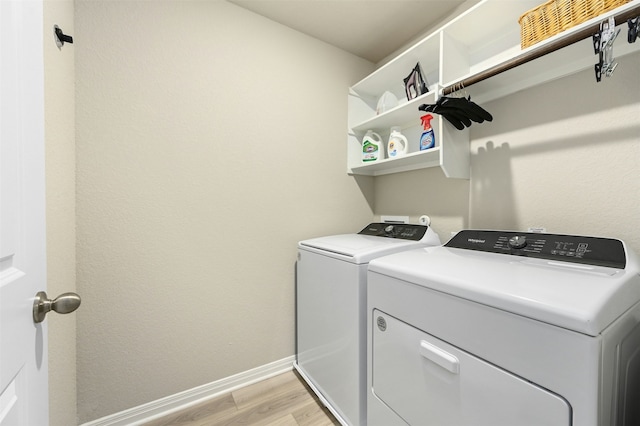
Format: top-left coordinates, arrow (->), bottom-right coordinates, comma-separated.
294,222 -> 441,426
367,230 -> 640,426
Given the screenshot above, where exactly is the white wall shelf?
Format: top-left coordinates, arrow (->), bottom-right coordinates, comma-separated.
347,0 -> 640,179
349,149 -> 442,177
351,93 -> 430,133
351,31 -> 441,102
348,89 -> 470,179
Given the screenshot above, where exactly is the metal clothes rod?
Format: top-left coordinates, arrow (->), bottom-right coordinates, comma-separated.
441,4 -> 640,96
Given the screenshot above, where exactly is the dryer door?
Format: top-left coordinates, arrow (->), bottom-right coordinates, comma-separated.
371,310 -> 571,426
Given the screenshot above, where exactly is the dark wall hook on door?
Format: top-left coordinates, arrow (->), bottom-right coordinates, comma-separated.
54,25 -> 73,48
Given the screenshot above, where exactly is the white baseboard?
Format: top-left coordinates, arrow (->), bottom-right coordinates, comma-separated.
81,356 -> 296,426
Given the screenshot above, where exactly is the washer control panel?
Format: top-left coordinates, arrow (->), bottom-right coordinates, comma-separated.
358,223 -> 428,241
446,230 -> 626,269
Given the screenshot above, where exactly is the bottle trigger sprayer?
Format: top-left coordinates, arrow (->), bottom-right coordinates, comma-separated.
420,114 -> 435,151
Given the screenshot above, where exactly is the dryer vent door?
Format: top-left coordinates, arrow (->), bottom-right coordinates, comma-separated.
371,310 -> 571,426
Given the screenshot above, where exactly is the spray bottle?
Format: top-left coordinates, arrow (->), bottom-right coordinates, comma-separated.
420,114 -> 435,151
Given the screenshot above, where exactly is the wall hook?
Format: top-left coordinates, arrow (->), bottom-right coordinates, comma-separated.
54,25 -> 73,49
593,17 -> 620,82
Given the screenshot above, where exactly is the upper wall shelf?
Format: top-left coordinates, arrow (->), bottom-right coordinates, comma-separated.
347,0 -> 640,178
442,0 -> 640,103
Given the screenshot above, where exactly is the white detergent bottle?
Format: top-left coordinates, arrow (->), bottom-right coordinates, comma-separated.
387,127 -> 408,158
362,130 -> 383,162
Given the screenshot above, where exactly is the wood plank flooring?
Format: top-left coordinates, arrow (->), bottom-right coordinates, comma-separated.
142,370 -> 341,426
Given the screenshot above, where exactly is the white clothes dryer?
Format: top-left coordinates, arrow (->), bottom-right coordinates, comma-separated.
295,223 -> 440,426
367,230 -> 640,426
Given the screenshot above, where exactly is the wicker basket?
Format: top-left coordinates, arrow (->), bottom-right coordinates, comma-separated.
519,0 -> 630,48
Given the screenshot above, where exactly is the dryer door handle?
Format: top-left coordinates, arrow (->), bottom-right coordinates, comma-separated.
419,340 -> 460,374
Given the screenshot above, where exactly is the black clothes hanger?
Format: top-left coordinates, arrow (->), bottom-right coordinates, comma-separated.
438,96 -> 493,123
419,102 -> 471,129
437,99 -> 486,123
465,96 -> 494,122
418,90 -> 493,130
438,112 -> 466,130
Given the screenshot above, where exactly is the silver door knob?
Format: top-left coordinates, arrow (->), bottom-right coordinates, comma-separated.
33,291 -> 81,323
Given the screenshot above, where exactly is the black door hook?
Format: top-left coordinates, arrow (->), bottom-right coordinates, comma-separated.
54,25 -> 73,48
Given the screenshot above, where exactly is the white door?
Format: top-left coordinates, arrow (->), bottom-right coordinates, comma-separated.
0,0 -> 48,424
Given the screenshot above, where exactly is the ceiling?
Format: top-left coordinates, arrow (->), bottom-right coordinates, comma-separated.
228,0 -> 468,63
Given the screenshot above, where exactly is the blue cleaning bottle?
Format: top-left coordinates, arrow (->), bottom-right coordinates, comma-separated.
420,114 -> 435,151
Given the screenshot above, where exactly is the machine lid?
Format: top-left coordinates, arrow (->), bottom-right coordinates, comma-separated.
299,223 -> 440,263
368,232 -> 640,336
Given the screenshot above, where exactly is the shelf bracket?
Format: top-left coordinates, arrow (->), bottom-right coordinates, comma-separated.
593,17 -> 620,82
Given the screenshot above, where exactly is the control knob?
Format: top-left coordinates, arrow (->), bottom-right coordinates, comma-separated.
508,235 -> 527,249
384,225 -> 395,235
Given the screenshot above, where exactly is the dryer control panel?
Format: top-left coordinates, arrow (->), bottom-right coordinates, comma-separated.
358,223 -> 428,241
446,230 -> 626,269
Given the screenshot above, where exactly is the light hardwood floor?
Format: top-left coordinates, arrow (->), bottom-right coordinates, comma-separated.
142,370 -> 341,426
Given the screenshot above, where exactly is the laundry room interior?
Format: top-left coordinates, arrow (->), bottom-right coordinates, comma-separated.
39,0 -> 640,425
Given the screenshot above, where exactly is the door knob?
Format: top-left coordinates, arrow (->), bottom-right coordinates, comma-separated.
33,291 -> 81,323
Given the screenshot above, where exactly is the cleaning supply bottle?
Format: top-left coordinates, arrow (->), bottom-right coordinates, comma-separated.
362,130 -> 383,162
387,127 -> 408,158
420,114 -> 435,151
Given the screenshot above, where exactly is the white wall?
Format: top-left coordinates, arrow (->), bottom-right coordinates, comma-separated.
469,51 -> 640,252
376,52 -> 640,253
43,1 -> 77,425
373,168 -> 470,240
65,1 -> 638,423
74,0 -> 374,422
